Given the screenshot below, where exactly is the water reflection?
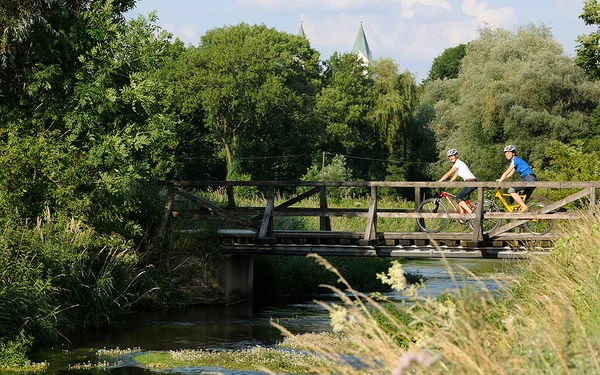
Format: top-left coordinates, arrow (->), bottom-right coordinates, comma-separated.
29,258 -> 518,374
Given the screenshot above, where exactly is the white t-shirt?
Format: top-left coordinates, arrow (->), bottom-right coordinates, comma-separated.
454,159 -> 476,180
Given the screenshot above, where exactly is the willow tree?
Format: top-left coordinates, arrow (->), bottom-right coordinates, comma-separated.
421,24 -> 600,181
368,58 -> 418,158
190,23 -> 321,180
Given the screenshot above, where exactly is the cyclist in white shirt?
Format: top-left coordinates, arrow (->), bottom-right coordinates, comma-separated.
438,149 -> 478,218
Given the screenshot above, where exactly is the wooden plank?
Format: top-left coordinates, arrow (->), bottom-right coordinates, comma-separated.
488,188 -> 591,237
173,208 -> 574,219
160,180 -> 600,189
531,192 -> 553,205
158,187 -> 174,235
320,187 -> 331,231
227,186 -> 235,208
172,186 -> 253,226
277,187 -> 320,208
364,186 -> 377,240
414,187 -> 422,233
472,186 -> 484,242
258,190 -> 275,239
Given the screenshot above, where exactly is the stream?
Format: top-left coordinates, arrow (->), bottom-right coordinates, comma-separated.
29,258 -> 518,374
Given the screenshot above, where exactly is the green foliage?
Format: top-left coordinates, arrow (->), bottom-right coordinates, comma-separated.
576,0 -> 600,80
425,43 -> 467,82
184,23 -> 322,180
421,24 -> 600,181
301,154 -> 353,182
300,154 -> 358,198
370,301 -> 413,348
0,331 -> 34,369
0,5 -> 179,238
0,215 -> 143,342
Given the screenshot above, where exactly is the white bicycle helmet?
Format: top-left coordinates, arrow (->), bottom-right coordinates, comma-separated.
503,145 -> 516,153
447,148 -> 458,157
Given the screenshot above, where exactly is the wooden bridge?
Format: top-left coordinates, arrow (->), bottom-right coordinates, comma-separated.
159,180 -> 598,259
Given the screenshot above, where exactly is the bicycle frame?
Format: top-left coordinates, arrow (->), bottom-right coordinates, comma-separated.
494,189 -> 527,213
438,191 -> 474,214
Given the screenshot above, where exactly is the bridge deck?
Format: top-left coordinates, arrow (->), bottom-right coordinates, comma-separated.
217,229 -> 556,259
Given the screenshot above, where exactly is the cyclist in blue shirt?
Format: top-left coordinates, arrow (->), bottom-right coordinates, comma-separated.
496,145 -> 536,212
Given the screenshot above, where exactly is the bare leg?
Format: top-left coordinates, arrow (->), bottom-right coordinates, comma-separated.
458,200 -> 472,214
510,192 -> 528,211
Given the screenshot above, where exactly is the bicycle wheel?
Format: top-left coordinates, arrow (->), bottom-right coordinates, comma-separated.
524,203 -> 554,235
468,200 -> 501,234
417,198 -> 449,233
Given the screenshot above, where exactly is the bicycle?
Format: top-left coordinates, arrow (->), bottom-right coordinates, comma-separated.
493,188 -> 554,235
416,190 -> 500,233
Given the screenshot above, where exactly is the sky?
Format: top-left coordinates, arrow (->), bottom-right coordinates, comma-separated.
126,0 -> 595,81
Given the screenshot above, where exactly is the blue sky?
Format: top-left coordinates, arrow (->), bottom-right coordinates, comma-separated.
126,0 -> 595,81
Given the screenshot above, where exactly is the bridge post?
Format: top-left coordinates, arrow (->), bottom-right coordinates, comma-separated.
472,186 -> 484,242
158,187 -> 174,235
320,187 -> 331,231
414,187 -> 421,232
219,255 -> 254,304
227,185 -> 235,208
362,186 -> 377,244
256,188 -> 275,243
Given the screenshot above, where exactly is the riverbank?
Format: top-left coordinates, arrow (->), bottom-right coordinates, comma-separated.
127,209 -> 600,374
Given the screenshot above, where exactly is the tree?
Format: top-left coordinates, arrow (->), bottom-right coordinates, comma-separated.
187,23 -> 322,180
421,24 -> 600,181
0,2 -> 179,235
576,0 -> 600,80
368,58 -> 418,157
315,52 -> 380,179
425,44 -> 467,82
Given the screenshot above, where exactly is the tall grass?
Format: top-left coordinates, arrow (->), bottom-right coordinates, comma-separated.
276,208 -> 600,374
0,212 -> 145,344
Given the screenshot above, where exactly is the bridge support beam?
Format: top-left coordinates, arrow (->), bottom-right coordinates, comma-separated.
219,255 -> 254,305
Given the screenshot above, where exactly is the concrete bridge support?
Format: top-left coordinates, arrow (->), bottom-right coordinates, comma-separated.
219,255 -> 254,304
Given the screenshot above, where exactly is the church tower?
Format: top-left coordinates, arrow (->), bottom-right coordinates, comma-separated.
298,15 -> 306,38
352,18 -> 372,66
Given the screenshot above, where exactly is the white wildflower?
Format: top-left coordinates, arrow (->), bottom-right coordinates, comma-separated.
377,261 -> 407,291
329,304 -> 357,332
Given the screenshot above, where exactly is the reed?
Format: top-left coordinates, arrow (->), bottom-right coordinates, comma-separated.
274,207 -> 600,374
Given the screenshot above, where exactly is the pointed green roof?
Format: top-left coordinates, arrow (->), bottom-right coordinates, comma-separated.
298,16 -> 306,38
352,21 -> 372,63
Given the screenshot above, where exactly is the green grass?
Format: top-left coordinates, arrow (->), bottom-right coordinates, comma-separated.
134,346 -> 334,373
268,208 -> 600,374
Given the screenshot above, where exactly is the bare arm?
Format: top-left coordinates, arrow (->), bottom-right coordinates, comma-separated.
496,165 -> 515,182
439,167 -> 457,182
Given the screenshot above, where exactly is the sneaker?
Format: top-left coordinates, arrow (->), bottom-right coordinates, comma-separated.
458,218 -> 466,224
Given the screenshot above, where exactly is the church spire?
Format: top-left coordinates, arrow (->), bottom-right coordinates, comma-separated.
352,17 -> 372,65
298,15 -> 306,38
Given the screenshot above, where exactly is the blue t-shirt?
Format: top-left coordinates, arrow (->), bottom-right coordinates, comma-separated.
510,156 -> 533,177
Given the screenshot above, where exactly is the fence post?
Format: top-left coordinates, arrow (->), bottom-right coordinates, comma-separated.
320,187 -> 331,231
590,186 -> 597,214
258,188 -> 275,240
364,186 -> 378,241
158,186 -> 174,236
227,185 -> 235,208
414,186 -> 421,232
472,186 -> 484,242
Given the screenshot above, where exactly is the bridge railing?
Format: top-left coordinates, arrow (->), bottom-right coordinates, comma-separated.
157,180 -> 599,243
